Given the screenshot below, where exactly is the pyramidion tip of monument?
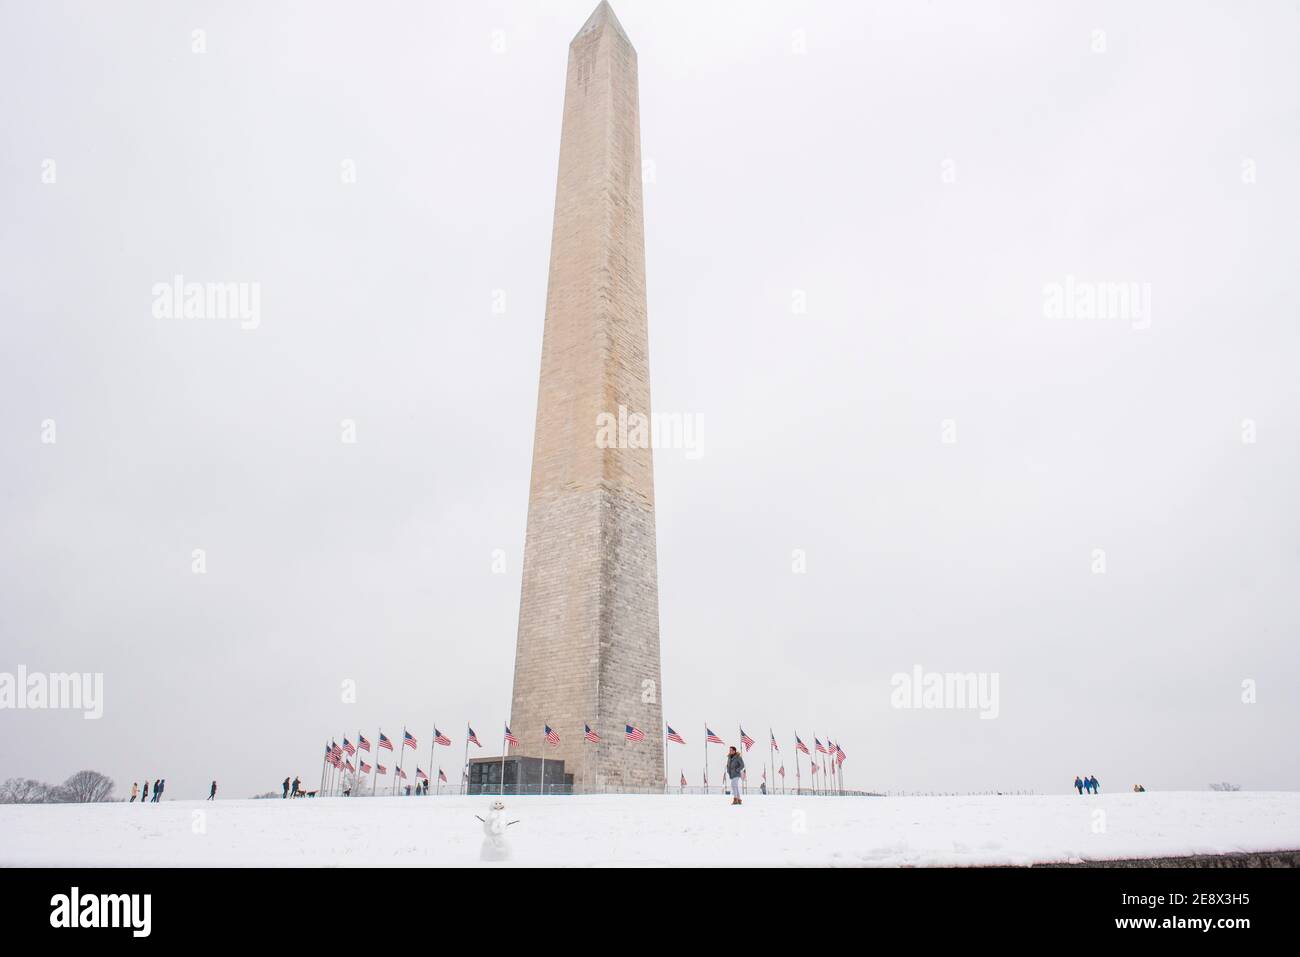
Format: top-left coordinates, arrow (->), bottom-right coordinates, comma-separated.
574,0 -> 632,47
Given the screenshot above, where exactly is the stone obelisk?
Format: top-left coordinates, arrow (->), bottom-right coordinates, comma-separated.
509,1 -> 664,791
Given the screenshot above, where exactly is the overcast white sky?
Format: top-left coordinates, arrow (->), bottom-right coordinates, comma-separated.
2,1 -> 1298,800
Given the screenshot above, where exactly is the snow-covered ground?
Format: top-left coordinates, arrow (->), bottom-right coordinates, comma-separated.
2,791 -> 1298,867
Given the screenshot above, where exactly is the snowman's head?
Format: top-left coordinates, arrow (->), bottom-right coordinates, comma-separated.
490,800 -> 506,811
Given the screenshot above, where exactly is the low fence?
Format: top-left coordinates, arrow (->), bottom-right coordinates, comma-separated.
311,785 -> 1036,798
317,785 -> 884,798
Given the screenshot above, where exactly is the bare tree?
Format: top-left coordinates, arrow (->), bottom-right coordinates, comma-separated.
0,777 -> 51,804
58,770 -> 115,803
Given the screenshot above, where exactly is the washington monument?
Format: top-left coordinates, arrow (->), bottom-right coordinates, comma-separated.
508,2 -> 664,790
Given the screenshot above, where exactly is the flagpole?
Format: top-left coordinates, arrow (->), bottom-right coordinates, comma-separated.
399,727 -> 409,796
795,733 -> 802,795
703,724 -> 707,797
319,741 -> 327,797
539,732 -> 546,797
499,728 -> 507,797
428,728 -> 436,797
462,727 -> 470,797
759,728 -> 769,795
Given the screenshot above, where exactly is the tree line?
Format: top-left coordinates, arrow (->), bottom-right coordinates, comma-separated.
0,770 -> 115,804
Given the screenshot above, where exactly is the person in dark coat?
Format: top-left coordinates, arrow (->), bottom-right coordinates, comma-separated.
141,780 -> 149,802
1088,775 -> 1100,794
1073,776 -> 1083,794
725,746 -> 745,805
155,779 -> 165,802
207,781 -> 217,800
282,777 -> 290,799
150,779 -> 161,802
291,776 -> 300,798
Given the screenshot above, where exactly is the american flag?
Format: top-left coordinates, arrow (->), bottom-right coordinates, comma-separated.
795,735 -> 810,755
504,724 -> 518,746
762,767 -> 766,781
778,764 -> 785,778
665,725 -> 685,745
357,734 -> 371,753
344,759 -> 355,773
415,767 -> 428,781
680,772 -> 687,787
330,741 -> 343,762
809,761 -> 818,775
360,760 -> 372,774
437,769 -> 448,783
467,726 -> 481,748
770,730 -> 779,751
705,727 -> 724,744
584,723 -> 600,743
740,728 -> 754,751
544,725 -> 560,747
378,733 -> 394,751
342,738 -> 356,757
376,764 -> 387,775
836,743 -> 846,764
396,766 -> 407,780
403,730 -> 418,750
434,728 -> 451,746
815,738 -> 828,755
625,724 -> 645,742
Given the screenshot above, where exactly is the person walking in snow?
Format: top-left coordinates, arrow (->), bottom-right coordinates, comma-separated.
154,779 -> 165,802
129,782 -> 139,803
725,746 -> 745,805
1088,775 -> 1100,794
291,776 -> 300,798
1073,775 -> 1083,794
141,780 -> 149,803
207,781 -> 217,800
282,776 -> 290,799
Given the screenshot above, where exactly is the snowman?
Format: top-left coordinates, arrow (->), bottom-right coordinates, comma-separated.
479,800 -> 512,862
